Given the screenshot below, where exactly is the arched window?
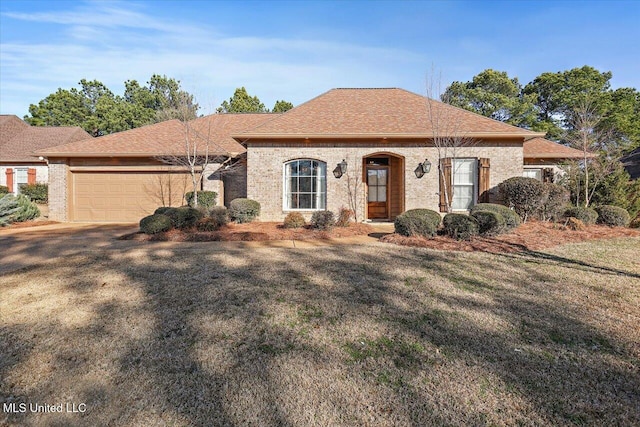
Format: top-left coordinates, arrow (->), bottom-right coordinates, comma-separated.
283,159 -> 326,210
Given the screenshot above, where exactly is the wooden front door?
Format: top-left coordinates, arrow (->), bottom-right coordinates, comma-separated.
367,167 -> 388,219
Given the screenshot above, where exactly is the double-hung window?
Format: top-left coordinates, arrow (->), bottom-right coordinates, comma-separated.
284,160 -> 326,210
451,159 -> 477,210
15,168 -> 28,194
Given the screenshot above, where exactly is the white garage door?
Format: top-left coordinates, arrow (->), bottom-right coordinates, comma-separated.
72,171 -> 190,222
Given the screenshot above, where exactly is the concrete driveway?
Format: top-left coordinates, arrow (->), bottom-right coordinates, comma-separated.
0,223 -> 140,275
0,222 -> 391,275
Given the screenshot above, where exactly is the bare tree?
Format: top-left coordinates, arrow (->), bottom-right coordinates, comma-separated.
343,155 -> 364,221
143,168 -> 188,207
565,96 -> 610,207
155,97 -> 221,208
426,69 -> 477,213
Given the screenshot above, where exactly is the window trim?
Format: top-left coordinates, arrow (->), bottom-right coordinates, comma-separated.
282,159 -> 327,212
451,158 -> 477,212
523,168 -> 543,181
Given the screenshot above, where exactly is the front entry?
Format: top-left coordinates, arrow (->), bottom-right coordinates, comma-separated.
367,166 -> 388,219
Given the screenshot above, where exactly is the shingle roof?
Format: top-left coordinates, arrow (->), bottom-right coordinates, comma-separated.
523,137 -> 594,159
236,88 -> 544,140
0,115 -> 91,162
39,113 -> 276,157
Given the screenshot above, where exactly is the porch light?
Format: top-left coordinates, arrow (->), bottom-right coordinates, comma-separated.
333,159 -> 347,178
414,159 -> 432,178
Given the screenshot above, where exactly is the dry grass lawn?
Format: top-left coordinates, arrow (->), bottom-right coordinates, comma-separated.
1,237 -> 639,426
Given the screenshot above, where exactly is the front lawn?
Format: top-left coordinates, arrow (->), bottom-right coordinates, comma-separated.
1,238 -> 639,426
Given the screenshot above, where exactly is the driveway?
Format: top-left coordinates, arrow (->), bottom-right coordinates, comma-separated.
0,223 -> 391,275
0,223 -> 140,275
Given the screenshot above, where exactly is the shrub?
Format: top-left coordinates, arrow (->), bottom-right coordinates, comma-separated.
9,194 -> 40,222
498,177 -> 547,222
470,203 -> 521,230
629,212 -> 640,229
564,207 -> 598,225
283,212 -> 306,229
565,217 -> 585,231
471,210 -> 505,236
443,213 -> 479,240
0,194 -> 20,226
154,206 -> 176,216
336,208 -> 354,227
185,191 -> 217,209
163,206 -> 204,229
595,205 -> 630,227
310,210 -> 335,230
208,206 -> 229,227
0,185 -> 10,195
539,183 -> 569,221
196,217 -> 224,232
19,183 -> 48,203
140,214 -> 172,234
394,209 -> 441,238
229,198 -> 261,223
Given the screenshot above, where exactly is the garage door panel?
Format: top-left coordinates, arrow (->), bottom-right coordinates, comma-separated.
72,172 -> 190,222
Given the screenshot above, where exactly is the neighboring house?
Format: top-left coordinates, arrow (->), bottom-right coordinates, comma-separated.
40,87 -> 589,223
522,137 -> 592,182
39,114 -> 275,222
0,115 -> 90,194
621,147 -> 640,179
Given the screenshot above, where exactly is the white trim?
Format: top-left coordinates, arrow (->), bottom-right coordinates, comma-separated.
282,159 -> 327,211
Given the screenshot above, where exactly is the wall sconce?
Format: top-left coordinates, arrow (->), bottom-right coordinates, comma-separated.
333,159 -> 348,178
414,159 -> 432,178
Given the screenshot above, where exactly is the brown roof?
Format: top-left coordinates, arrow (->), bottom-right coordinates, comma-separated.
523,137 -> 595,159
236,88 -> 544,141
39,114 -> 276,158
0,115 -> 91,162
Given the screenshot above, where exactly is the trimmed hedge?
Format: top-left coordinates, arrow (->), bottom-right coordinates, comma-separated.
498,177 -> 547,222
443,213 -> 479,240
208,206 -> 229,228
283,212 -> 306,229
196,217 -> 223,232
185,191 -> 217,209
140,214 -> 172,234
394,209 -> 441,238
539,183 -> 569,221
0,185 -> 9,195
564,207 -> 598,225
19,183 -> 48,203
229,198 -> 261,223
471,210 -> 505,236
595,205 -> 630,227
310,210 -> 335,230
159,206 -> 204,229
470,203 -> 521,230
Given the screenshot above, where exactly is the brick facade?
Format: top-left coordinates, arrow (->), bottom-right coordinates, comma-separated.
48,159 -> 69,221
247,141 -> 523,221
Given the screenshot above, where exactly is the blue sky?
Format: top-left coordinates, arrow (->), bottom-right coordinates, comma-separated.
1,0 -> 638,117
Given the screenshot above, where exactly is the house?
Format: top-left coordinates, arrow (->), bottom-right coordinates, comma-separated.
522,137 -> 591,182
39,114 -> 274,222
40,87 -> 591,223
0,115 -> 90,194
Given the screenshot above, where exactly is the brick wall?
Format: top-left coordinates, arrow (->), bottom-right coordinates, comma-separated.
247,141 -> 523,221
48,159 -> 69,221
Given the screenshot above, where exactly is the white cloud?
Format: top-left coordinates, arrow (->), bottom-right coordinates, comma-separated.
0,1 -> 427,116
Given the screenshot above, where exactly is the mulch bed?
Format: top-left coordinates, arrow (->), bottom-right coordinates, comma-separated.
381,220 -> 640,253
120,222 -> 375,242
